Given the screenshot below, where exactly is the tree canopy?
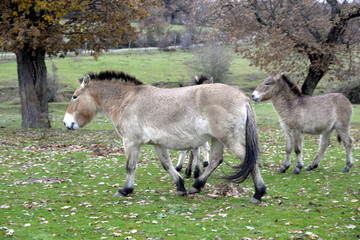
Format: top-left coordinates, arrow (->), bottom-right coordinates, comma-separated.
205,0 -> 360,95
0,0 -> 152,56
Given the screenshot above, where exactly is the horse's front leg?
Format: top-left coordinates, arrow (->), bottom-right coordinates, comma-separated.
292,132 -> 304,174
279,133 -> 293,173
153,146 -> 187,196
114,141 -> 141,197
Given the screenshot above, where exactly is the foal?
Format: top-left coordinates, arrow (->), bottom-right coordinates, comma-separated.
175,76 -> 212,178
252,73 -> 353,174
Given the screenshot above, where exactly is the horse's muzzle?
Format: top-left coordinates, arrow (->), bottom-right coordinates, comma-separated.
63,113 -> 80,130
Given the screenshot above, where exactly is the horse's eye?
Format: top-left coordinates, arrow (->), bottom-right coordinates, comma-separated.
72,96 -> 78,100
264,82 -> 271,87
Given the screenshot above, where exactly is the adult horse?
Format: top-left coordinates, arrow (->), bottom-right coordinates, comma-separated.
64,71 -> 266,203
252,73 -> 353,174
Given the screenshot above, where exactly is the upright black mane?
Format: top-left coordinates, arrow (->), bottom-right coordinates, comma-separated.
85,71 -> 144,85
194,76 -> 210,85
280,74 -> 302,96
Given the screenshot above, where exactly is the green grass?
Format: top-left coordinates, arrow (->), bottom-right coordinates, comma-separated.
0,51 -> 359,239
0,116 -> 359,239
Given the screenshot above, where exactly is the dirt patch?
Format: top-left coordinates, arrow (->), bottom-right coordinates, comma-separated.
0,87 -> 19,104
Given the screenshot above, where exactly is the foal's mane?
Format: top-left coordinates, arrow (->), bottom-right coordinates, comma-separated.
280,74 -> 302,96
194,76 -> 210,85
85,71 -> 144,85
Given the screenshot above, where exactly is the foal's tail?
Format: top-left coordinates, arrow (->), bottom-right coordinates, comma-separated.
224,103 -> 259,183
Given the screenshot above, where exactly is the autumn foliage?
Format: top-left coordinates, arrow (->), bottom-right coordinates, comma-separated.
0,0 -> 154,128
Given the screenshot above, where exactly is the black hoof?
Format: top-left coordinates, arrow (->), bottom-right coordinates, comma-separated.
175,166 -> 182,172
177,191 -> 187,196
188,187 -> 200,194
293,168 -> 302,175
305,165 -> 317,171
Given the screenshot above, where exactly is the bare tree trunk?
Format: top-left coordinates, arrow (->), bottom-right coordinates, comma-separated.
16,47 -> 51,128
301,51 -> 331,96
301,64 -> 326,96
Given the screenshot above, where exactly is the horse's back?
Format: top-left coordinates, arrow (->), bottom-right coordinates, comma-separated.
121,83 -> 250,149
288,93 -> 352,134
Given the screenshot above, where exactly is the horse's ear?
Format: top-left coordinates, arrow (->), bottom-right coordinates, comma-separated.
81,75 -> 91,88
195,76 -> 199,83
274,72 -> 285,80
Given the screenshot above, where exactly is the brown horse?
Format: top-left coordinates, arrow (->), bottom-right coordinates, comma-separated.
63,71 -> 266,203
252,73 -> 353,174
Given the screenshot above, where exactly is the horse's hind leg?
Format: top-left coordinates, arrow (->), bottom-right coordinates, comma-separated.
153,146 -> 187,196
189,138 -> 224,194
337,128 -> 353,172
306,130 -> 332,171
249,164 -> 267,204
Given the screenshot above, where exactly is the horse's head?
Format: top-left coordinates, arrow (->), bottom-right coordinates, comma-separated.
63,75 -> 98,130
252,73 -> 284,102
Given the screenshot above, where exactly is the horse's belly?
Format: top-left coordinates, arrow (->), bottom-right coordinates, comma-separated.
142,128 -> 210,150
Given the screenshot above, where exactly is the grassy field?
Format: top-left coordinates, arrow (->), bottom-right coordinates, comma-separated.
0,50 -> 359,239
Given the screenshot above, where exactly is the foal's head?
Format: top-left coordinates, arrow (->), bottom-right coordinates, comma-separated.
252,73 -> 301,102
63,75 -> 97,130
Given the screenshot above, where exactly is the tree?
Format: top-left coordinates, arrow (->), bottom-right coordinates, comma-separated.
205,0 -> 360,95
0,0 -> 153,128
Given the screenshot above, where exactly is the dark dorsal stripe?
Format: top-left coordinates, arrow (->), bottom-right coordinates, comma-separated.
85,71 -> 144,85
194,76 -> 210,85
281,74 -> 302,96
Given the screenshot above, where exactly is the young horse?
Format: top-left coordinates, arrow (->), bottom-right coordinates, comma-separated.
175,75 -> 213,178
64,71 -> 266,203
252,73 -> 353,174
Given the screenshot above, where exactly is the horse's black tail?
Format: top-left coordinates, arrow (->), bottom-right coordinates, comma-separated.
223,103 -> 259,183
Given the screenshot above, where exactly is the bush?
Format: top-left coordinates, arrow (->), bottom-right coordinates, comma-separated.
332,77 -> 360,104
187,43 -> 234,83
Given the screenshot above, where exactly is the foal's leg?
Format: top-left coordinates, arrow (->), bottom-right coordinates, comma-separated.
175,150 -> 187,172
279,133 -> 294,173
336,128 -> 353,172
202,141 -> 210,168
185,150 -> 194,178
114,141 -> 140,197
305,130 -> 332,171
189,139 -> 224,194
153,146 -> 187,196
191,148 -> 201,179
292,132 -> 304,175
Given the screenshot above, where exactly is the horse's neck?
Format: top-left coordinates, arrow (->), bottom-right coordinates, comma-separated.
271,89 -> 300,120
90,83 -> 137,120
